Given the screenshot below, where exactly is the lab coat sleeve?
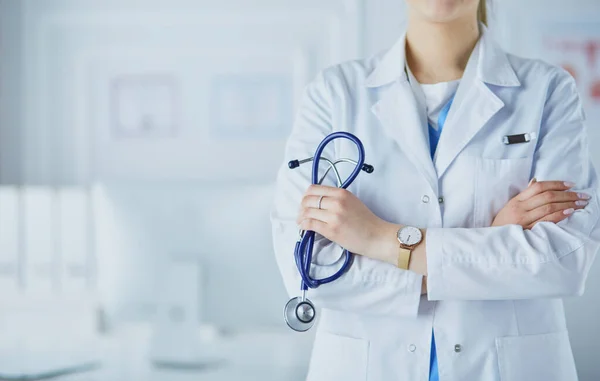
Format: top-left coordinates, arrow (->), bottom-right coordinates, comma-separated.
426,70 -> 600,301
271,70 -> 423,317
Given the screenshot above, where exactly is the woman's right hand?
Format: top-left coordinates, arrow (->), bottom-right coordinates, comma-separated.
492,178 -> 591,230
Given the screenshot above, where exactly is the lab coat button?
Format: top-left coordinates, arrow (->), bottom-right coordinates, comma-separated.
454,344 -> 462,353
438,196 -> 444,204
408,344 -> 416,352
421,195 -> 430,203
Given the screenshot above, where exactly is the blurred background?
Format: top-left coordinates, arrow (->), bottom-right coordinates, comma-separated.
0,0 -> 599,380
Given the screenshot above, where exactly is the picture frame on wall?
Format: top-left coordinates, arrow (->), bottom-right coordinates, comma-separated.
110,74 -> 179,140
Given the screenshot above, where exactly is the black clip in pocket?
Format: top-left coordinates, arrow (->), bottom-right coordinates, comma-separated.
503,132 -> 537,145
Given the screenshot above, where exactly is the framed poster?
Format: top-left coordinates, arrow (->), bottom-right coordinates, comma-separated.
540,22 -> 600,113
110,74 -> 179,140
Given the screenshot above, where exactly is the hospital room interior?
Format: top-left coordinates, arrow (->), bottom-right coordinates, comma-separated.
1,0 -> 600,380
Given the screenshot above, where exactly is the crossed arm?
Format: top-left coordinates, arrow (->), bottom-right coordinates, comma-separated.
292,72 -> 600,302
297,179 -> 592,293
272,69 -> 599,315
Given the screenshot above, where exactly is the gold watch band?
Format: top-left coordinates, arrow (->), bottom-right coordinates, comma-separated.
397,247 -> 411,270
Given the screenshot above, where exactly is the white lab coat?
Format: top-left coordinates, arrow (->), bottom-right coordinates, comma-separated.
271,27 -> 600,381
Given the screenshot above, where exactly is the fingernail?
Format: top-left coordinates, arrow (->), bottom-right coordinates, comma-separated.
563,208 -> 575,215
576,200 -> 589,206
564,181 -> 576,188
578,193 -> 591,200
528,178 -> 537,186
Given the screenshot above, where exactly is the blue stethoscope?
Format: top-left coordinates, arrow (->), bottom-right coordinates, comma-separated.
284,131 -> 374,332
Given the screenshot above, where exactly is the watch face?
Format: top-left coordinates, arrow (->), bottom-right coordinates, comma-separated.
398,226 -> 422,246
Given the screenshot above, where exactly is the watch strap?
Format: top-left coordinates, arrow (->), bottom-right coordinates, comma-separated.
397,247 -> 411,270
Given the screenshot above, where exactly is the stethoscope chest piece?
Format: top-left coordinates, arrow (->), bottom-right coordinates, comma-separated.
284,297 -> 316,332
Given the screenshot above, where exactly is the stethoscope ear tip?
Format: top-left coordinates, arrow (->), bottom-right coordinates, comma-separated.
288,160 -> 300,169
362,164 -> 374,173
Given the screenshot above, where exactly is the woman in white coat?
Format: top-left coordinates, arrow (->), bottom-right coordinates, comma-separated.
271,0 -> 600,380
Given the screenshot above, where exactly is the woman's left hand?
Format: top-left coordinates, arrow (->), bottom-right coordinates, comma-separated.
296,184 -> 390,257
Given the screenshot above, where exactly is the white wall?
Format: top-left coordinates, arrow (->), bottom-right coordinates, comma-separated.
364,0 -> 406,57
2,0 -> 365,185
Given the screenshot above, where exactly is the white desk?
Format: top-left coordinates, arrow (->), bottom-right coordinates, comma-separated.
44,324 -> 314,381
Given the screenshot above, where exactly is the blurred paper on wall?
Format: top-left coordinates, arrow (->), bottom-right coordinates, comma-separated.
110,74 -> 179,140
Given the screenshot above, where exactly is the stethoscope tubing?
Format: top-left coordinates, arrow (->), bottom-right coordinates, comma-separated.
296,132 -> 366,292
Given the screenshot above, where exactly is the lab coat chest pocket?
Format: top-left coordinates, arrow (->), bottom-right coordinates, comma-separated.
306,331 -> 369,381
474,156 -> 532,227
496,331 -> 578,381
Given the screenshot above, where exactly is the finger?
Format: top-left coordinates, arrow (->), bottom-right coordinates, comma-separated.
525,201 -> 585,224
304,184 -> 344,197
523,191 -> 588,211
531,208 -> 576,227
520,178 -> 537,224
301,195 -> 334,211
298,218 -> 329,235
301,195 -> 322,209
517,181 -> 575,201
296,207 -> 332,225
528,177 -> 537,187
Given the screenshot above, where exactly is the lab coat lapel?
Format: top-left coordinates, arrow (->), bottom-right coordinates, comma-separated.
434,28 -> 521,178
433,78 -> 504,178
367,34 -> 439,194
371,81 -> 439,193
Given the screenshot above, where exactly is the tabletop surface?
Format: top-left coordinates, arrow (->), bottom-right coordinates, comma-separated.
0,324 -> 315,381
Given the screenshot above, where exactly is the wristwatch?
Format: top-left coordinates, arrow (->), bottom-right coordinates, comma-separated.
396,226 -> 423,270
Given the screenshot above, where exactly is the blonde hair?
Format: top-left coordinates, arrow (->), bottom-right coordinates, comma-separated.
478,0 -> 487,26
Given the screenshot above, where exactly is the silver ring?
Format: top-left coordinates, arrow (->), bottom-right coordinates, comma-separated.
317,195 -> 324,210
